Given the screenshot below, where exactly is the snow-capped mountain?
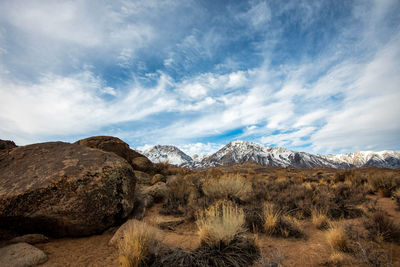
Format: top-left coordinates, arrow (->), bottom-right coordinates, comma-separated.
199,141 -> 343,169
141,145 -> 193,166
319,150 -> 400,169
141,141 -> 400,169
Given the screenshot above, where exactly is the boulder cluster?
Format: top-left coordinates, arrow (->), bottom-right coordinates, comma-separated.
0,136 -> 154,238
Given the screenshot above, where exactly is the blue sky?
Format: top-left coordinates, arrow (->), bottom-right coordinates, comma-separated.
0,0 -> 399,156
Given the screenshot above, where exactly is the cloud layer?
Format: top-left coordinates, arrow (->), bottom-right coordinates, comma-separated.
1,0 -> 399,155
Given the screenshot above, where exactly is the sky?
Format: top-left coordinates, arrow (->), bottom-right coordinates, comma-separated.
0,0 -> 399,156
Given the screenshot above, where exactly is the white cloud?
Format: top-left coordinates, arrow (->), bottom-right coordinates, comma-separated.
311,34 -> 400,153
261,127 -> 316,148
179,143 -> 223,157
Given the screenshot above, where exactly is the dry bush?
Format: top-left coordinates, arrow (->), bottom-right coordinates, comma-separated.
243,204 -> 265,232
326,224 -> 352,253
193,236 -> 260,267
161,176 -> 196,216
263,203 -> 304,238
197,200 -> 245,246
364,211 -> 400,244
393,187 -> 400,208
353,241 -> 393,267
368,172 -> 400,197
154,161 -> 191,176
263,182 -> 314,219
202,173 -> 252,203
311,209 -> 330,230
118,220 -> 162,267
250,177 -> 270,202
313,183 -> 365,219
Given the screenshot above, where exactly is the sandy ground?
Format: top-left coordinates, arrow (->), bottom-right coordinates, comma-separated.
27,196 -> 400,267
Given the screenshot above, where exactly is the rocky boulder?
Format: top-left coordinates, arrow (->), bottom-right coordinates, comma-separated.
132,156 -> 154,173
0,142 -> 136,237
74,136 -> 154,172
0,242 -> 48,267
151,174 -> 166,185
133,170 -> 152,185
0,139 -> 17,151
9,234 -> 49,245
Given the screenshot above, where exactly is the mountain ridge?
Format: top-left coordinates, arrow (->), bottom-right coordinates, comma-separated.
141,141 -> 400,169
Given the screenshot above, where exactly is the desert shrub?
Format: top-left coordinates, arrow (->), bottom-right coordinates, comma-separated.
368,172 -> 400,197
313,183 -> 365,219
197,200 -> 245,246
311,209 -> 330,230
353,241 -> 393,267
394,188 -> 400,208
193,236 -> 260,267
326,224 -> 352,253
118,220 -> 162,267
264,182 -> 314,219
250,177 -> 271,202
243,204 -> 265,232
153,236 -> 260,267
263,203 -> 304,238
154,161 -> 191,176
161,176 -> 196,216
192,200 -> 260,266
202,174 -> 252,203
364,211 -> 400,244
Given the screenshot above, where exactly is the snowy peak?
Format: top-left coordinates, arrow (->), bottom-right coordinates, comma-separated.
320,150 -> 400,169
142,145 -> 193,166
201,140 -> 339,169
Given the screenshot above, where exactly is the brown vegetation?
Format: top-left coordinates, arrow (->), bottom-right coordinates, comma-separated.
22,164 -> 400,266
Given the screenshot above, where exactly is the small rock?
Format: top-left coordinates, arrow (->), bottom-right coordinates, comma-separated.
158,218 -> 185,230
9,234 -> 49,245
134,170 -> 152,185
151,174 -> 166,185
132,156 -> 154,173
131,193 -> 154,219
0,242 -> 48,267
141,182 -> 168,202
0,139 -> 17,151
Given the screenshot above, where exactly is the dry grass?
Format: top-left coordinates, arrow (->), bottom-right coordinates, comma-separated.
311,209 -> 330,230
263,203 -> 304,238
202,173 -> 252,202
118,220 -> 162,267
326,224 -> 352,253
263,203 -> 281,235
196,200 -> 245,246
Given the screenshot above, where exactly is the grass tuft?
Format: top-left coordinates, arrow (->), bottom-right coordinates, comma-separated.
311,209 -> 330,230
118,220 -> 162,267
197,200 -> 245,246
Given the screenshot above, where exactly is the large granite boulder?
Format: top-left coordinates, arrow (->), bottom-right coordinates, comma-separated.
0,142 -> 136,237
74,136 -> 153,171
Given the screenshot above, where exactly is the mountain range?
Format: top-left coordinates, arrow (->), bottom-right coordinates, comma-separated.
141,140 -> 400,169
